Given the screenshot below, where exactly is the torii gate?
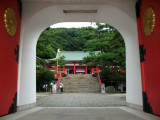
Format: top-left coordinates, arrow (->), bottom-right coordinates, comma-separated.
0,0 -> 159,117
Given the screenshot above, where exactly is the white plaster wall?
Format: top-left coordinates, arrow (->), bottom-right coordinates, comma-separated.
18,0 -> 142,107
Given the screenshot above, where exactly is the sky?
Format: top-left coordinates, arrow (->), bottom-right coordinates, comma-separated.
50,22 -> 97,28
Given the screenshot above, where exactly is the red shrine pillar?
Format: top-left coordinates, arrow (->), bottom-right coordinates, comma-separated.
55,66 -> 57,71
85,65 -> 88,74
74,62 -> 76,74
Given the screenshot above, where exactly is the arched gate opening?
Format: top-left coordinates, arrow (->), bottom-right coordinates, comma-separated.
17,1 -> 142,111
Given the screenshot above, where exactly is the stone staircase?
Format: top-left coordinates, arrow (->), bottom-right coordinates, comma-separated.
60,74 -> 101,93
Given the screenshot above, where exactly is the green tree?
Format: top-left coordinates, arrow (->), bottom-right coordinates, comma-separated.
37,43 -> 56,59
36,59 -> 49,68
82,23 -> 125,68
54,56 -> 67,68
82,23 -> 125,86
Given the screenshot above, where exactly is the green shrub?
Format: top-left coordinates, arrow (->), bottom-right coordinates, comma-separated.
100,67 -> 125,87
36,66 -> 54,92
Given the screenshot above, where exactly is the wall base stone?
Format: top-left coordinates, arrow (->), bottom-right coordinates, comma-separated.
17,102 -> 36,111
127,102 -> 143,111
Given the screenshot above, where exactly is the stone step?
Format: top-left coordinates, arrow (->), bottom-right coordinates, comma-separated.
63,90 -> 101,93
60,74 -> 101,93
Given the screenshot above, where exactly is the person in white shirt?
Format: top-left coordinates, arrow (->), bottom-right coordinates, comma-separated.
59,84 -> 63,93
52,83 -> 57,93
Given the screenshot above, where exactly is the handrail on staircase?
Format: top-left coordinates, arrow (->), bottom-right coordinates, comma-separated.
48,67 -> 68,74
56,73 -> 62,88
91,68 -> 101,73
97,73 -> 102,88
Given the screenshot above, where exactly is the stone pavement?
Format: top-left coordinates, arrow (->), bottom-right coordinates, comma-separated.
1,107 -> 159,120
36,93 -> 126,107
1,93 -> 159,120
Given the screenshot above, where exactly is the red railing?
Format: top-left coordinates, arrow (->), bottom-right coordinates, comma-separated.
97,73 -> 102,88
56,73 -> 62,88
91,68 -> 100,73
48,67 -> 67,73
57,68 -> 67,72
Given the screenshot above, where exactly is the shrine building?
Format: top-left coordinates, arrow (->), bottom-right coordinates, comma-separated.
48,51 -> 101,75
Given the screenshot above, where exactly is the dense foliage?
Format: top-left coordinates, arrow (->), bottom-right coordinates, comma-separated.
36,27 -> 85,58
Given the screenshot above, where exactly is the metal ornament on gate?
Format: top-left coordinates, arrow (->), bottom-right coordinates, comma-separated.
143,7 -> 155,37
4,7 -> 17,37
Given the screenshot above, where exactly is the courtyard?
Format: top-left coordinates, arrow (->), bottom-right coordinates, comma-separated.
36,93 -> 126,107
1,93 -> 159,120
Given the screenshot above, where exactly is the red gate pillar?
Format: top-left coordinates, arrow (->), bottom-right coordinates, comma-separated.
0,0 -> 21,116
74,63 -> 76,74
85,65 -> 88,74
